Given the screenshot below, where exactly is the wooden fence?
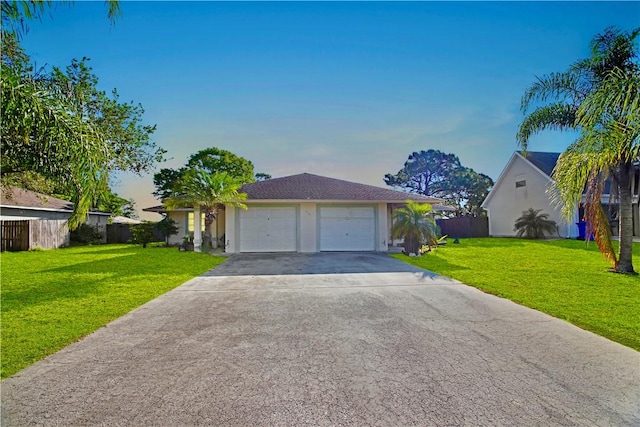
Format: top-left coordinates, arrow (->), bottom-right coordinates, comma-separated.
1,219 -> 69,251
1,220 -> 29,251
106,223 -> 134,244
437,216 -> 489,238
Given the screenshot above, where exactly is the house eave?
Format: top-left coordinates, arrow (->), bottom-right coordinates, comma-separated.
237,198 -> 445,204
0,204 -> 111,216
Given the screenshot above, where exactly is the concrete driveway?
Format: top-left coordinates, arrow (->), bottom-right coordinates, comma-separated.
2,252 -> 639,426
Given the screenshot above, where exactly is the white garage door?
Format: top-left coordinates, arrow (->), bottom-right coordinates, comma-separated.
239,207 -> 297,252
320,206 -> 375,251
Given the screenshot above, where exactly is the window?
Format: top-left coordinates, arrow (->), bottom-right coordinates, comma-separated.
187,212 -> 206,232
515,180 -> 526,188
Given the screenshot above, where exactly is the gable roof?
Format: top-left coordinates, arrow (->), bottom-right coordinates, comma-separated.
240,173 -> 443,203
519,151 -> 560,178
0,186 -> 110,215
481,151 -> 557,208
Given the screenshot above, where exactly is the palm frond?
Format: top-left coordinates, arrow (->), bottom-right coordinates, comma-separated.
520,71 -> 589,113
516,103 -> 578,149
584,175 -> 618,267
391,201 -> 439,253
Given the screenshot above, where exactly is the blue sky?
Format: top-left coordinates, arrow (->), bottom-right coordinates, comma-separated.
21,1 -> 640,219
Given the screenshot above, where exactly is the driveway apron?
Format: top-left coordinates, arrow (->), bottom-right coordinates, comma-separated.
2,252 -> 639,426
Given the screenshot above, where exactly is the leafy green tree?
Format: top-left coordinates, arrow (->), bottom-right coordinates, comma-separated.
152,147 -> 265,200
385,149 -> 493,215
152,168 -> 184,200
385,149 -> 461,196
1,1 -> 163,229
443,168 -> 494,217
164,170 -> 248,248
391,201 -> 440,256
518,26 -> 639,273
514,208 -> 558,239
96,190 -> 137,219
130,221 -> 157,248
255,172 -> 272,182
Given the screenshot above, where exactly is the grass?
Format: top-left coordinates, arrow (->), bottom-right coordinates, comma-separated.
392,238 -> 640,351
1,244 -> 225,379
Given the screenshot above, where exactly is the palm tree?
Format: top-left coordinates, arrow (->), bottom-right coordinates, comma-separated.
518,27 -> 639,274
391,200 -> 440,255
165,169 -> 247,249
514,208 -> 558,239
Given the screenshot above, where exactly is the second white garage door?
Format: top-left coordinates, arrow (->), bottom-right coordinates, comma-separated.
239,207 -> 297,252
319,206 -> 376,251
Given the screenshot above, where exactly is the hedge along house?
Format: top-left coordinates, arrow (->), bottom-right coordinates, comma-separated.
145,173 -> 446,253
481,151 -> 640,238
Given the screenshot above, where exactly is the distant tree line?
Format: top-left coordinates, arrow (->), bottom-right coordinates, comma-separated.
385,149 -> 494,217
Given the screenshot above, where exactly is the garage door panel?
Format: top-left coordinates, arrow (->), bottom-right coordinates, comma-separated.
320,207 -> 375,251
239,207 -> 297,252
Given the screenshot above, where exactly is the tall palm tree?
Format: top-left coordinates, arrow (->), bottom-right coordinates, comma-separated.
165,169 -> 247,248
391,200 -> 440,255
518,27 -> 639,274
514,208 -> 558,239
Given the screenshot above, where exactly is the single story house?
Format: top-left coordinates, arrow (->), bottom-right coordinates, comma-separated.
144,173 -> 446,253
481,151 -> 639,238
1,186 -> 111,248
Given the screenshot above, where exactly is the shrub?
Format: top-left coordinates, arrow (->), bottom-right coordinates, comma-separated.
70,224 -> 103,245
514,208 -> 558,239
155,217 -> 179,245
130,221 -> 157,248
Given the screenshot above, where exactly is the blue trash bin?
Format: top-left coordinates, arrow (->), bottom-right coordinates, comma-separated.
576,222 -> 594,240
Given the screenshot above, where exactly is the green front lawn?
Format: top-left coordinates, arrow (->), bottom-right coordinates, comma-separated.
393,238 -> 640,350
1,244 -> 225,379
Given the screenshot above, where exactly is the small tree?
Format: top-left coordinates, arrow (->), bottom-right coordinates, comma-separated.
155,217 -> 179,245
391,201 -> 440,255
514,208 -> 558,239
165,170 -> 247,248
130,221 -> 156,248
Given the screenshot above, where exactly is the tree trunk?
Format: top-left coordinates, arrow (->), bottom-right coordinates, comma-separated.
404,236 -> 420,256
616,161 -> 635,274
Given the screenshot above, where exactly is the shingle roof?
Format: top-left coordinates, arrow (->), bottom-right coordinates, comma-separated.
240,173 -> 443,203
519,151 -> 560,177
1,186 -> 74,211
0,186 -> 110,215
110,216 -> 142,224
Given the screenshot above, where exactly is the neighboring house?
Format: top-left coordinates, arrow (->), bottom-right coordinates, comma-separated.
1,186 -> 111,247
110,216 -> 142,224
481,151 -> 640,238
144,173 -> 446,253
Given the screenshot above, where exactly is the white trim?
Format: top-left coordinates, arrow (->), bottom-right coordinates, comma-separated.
238,198 -> 443,204
0,204 -> 110,216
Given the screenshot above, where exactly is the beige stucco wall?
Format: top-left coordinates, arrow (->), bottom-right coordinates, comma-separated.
483,155 -> 577,238
166,211 -> 188,246
299,202 -> 317,253
225,206 -> 237,252
377,202 -> 389,251
165,210 -> 224,247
